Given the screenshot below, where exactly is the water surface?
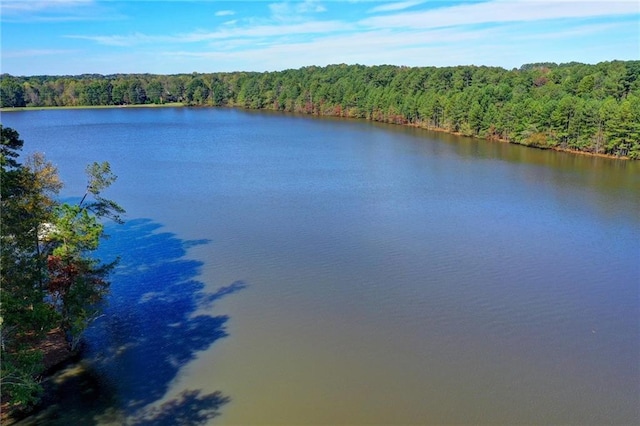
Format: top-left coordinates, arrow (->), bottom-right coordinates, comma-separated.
4,107 -> 639,424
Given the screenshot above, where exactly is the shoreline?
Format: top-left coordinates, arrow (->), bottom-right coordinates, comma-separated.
1,329 -> 79,425
400,121 -> 630,161
1,102 -> 185,112
1,104 -> 630,161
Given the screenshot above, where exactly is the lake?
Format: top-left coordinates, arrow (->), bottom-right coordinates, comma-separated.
3,107 -> 639,425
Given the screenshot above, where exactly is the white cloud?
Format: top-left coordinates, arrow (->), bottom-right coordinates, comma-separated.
206,20 -> 350,39
155,15 -> 637,73
33,15 -> 636,75
368,1 -> 426,14
269,0 -> 327,22
513,22 -> 623,41
66,20 -> 353,46
2,49 -> 80,59
1,0 -> 93,12
49,0 -> 639,74
66,0 -> 638,49
360,0 -> 639,29
161,25 -> 503,69
215,10 -> 235,17
0,0 -> 124,23
65,32 -> 167,47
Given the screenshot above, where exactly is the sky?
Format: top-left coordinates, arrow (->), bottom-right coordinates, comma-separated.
1,0 -> 638,76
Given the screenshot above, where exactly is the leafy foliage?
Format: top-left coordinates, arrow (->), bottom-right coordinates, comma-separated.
0,126 -> 123,409
3,60 -> 638,157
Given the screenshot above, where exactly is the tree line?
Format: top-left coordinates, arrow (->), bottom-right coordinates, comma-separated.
0,126 -> 123,410
1,60 -> 639,158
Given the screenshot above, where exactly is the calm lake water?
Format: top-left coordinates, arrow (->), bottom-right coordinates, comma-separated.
4,107 -> 639,425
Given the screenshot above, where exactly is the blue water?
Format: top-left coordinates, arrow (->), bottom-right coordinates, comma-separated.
4,107 -> 639,425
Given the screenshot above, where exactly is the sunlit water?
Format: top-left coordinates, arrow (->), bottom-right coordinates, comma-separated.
4,108 -> 639,425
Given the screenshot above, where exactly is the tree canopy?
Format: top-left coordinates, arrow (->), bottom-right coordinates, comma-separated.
2,60 -> 639,158
0,126 -> 124,409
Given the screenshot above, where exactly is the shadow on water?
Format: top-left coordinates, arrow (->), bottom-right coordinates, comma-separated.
126,389 -> 230,425
17,218 -> 245,425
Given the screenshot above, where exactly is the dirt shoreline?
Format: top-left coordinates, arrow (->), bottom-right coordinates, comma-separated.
1,329 -> 79,425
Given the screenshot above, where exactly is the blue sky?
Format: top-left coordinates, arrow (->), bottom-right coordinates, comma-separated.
1,0 -> 638,75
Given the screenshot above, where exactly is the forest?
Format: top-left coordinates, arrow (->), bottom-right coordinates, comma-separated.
1,60 -> 639,158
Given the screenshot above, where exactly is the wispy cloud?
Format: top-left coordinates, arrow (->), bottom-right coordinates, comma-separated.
2,49 -> 80,59
66,20 -> 353,47
513,22 -> 625,41
1,0 -> 124,22
157,15 -> 637,72
269,0 -> 327,22
162,24 -> 503,67
360,0 -> 639,29
66,0 -> 637,50
65,32 -> 163,47
5,0 -> 637,75
368,1 -> 426,14
1,0 -> 93,12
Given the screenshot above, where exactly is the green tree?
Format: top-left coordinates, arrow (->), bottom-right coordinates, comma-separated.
79,80 -> 112,105
604,94 -> 640,157
128,79 -> 147,104
0,76 -> 26,107
167,77 -> 186,102
147,79 -> 165,104
42,162 -> 123,350
185,77 -> 210,105
1,127 -> 57,407
1,127 -> 124,409
112,79 -> 130,105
